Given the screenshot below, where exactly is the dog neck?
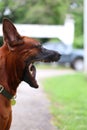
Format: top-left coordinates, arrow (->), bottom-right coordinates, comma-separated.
0,45 -> 23,96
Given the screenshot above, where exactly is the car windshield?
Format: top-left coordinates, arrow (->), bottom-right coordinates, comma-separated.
43,42 -> 72,54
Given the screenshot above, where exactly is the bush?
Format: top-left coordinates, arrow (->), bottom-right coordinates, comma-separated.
0,37 -> 3,47
73,35 -> 83,48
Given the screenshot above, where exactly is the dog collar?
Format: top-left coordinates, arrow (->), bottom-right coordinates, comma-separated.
0,85 -> 14,100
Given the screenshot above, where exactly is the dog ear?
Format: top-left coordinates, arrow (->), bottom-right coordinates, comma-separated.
3,18 -> 22,48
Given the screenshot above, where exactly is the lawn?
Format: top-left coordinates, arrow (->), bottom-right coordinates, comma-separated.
42,73 -> 87,130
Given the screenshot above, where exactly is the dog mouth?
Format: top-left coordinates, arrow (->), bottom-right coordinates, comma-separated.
22,48 -> 61,88
22,62 -> 39,88
28,63 -> 38,88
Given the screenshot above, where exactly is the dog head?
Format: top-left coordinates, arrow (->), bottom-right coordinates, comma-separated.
2,18 -> 61,89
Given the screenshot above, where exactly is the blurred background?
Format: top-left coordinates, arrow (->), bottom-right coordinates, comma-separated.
1,0 -> 87,130
0,0 -> 84,71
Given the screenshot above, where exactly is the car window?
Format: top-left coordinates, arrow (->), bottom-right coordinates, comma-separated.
56,44 -> 66,54
56,44 -> 72,54
43,42 -> 72,54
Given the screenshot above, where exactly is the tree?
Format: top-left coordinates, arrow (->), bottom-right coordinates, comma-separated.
0,0 -> 83,47
69,0 -> 83,48
0,0 -> 69,24
0,0 -> 83,25
0,0 -> 28,22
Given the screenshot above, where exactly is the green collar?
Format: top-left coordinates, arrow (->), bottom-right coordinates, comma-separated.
0,85 -> 14,100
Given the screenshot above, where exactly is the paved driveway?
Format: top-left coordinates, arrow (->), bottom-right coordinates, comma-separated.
11,69 -> 74,130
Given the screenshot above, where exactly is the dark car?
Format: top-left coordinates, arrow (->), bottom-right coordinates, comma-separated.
43,42 -> 84,71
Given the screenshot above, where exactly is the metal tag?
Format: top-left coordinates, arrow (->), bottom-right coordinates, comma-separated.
11,99 -> 16,105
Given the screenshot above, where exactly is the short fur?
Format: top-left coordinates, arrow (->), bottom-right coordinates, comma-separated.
0,18 -> 61,130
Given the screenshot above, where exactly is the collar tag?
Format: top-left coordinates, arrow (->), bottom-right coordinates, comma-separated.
11,98 -> 16,105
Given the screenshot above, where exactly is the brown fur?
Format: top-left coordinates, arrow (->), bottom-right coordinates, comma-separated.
0,18 -> 61,130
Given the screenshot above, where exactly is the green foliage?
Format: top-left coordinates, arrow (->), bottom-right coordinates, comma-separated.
0,37 -> 3,46
74,12 -> 83,37
0,0 -> 69,24
73,35 -> 83,48
69,0 -> 83,48
43,73 -> 87,130
0,0 -> 83,48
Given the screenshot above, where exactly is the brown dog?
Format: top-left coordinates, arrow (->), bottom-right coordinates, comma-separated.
0,18 -> 61,130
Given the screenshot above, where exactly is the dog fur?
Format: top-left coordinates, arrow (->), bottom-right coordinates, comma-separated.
0,18 -> 61,130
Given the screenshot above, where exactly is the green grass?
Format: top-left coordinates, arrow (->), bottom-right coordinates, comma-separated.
42,73 -> 87,130
36,63 -> 70,70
